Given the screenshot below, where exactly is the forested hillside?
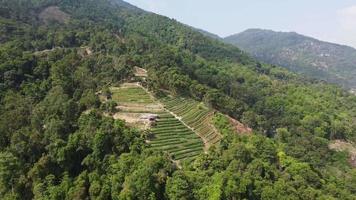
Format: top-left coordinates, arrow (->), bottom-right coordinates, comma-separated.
224,29 -> 356,91
0,0 -> 355,199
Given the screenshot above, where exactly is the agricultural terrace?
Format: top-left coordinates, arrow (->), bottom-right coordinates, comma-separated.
110,83 -> 164,129
110,83 -> 204,160
150,113 -> 204,160
111,83 -> 154,105
161,97 -> 222,146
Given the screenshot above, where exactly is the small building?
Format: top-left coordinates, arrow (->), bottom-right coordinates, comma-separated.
140,114 -> 159,122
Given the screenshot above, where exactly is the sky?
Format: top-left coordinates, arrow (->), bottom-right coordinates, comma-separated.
124,0 -> 356,48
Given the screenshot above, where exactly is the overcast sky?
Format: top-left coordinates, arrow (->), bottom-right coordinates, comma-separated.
125,0 -> 356,48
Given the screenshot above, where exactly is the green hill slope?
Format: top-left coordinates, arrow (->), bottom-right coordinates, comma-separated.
224,28 -> 356,90
0,0 -> 356,199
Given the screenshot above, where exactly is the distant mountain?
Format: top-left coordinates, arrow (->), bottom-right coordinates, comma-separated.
224,29 -> 356,90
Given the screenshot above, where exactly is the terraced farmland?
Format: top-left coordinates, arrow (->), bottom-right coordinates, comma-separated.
110,83 -> 164,129
111,85 -> 154,104
110,83 -> 204,160
161,97 -> 222,146
150,113 -> 204,160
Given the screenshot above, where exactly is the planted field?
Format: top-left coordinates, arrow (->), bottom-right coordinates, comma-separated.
150,113 -> 204,160
110,83 -> 204,160
111,84 -> 164,114
111,86 -> 154,104
161,97 -> 222,146
110,83 -> 164,129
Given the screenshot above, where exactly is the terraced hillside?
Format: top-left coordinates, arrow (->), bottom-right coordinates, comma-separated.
110,83 -> 204,160
161,97 -> 222,146
109,83 -> 163,129
150,113 -> 204,160
111,83 -> 154,105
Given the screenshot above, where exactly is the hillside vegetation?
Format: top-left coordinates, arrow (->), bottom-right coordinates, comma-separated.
0,0 -> 355,199
224,29 -> 356,90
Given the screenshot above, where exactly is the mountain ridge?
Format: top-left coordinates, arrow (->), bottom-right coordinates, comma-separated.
223,28 -> 356,90
227,28 -> 356,51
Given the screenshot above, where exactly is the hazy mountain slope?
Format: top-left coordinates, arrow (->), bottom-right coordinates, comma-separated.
224,29 -> 356,90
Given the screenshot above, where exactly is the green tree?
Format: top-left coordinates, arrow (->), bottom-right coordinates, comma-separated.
0,152 -> 20,196
166,171 -> 193,200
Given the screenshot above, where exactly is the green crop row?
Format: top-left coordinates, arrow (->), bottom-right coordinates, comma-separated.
174,151 -> 202,160
161,97 -> 222,148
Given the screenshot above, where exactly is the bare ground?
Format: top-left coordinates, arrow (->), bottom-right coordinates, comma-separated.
113,112 -> 155,130
134,66 -> 148,77
39,6 -> 70,24
226,115 -> 253,135
329,140 -> 356,167
117,104 -> 163,113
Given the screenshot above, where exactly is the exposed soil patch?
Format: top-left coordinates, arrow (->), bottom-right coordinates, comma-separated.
34,47 -> 62,56
227,115 -> 253,134
34,47 -> 92,58
39,6 -> 70,24
117,103 -> 163,113
119,82 -> 141,88
113,112 -> 156,130
134,66 -> 148,77
78,47 -> 93,57
329,140 -> 356,168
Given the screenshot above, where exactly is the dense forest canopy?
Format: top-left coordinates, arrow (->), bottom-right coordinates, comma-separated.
0,0 -> 355,199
